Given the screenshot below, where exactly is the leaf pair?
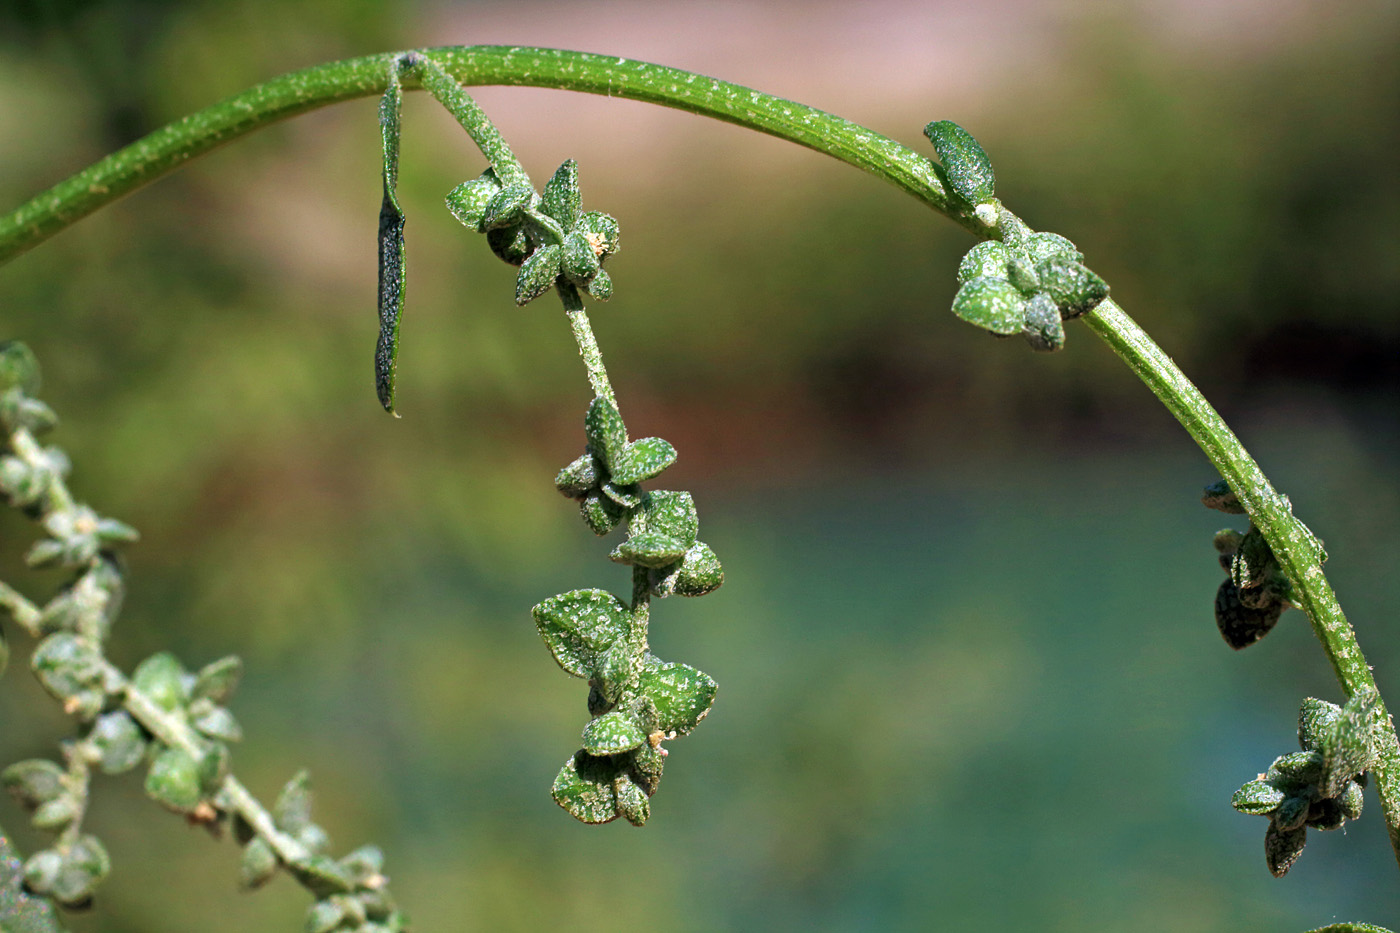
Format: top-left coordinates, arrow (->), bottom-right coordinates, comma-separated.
555,395 -> 677,535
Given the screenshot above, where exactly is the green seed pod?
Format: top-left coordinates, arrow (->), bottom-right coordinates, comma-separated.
1215,578 -> 1283,649
240,836 -> 280,890
951,277 -> 1026,336
582,711 -> 648,755
145,748 -> 203,812
923,120 -> 996,204
561,230 -> 602,284
1264,820 -> 1308,877
1036,257 -> 1109,319
515,243 -> 563,305
956,241 -> 1011,284
1021,292 -> 1065,352
1232,779 -> 1286,815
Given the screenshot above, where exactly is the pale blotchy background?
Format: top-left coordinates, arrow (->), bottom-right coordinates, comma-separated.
1,1 -> 1399,930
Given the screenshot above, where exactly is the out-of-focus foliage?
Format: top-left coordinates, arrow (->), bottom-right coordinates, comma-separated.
1,1 -> 1398,930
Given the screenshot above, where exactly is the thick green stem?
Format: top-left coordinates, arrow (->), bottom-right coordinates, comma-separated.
1,43 -> 1395,869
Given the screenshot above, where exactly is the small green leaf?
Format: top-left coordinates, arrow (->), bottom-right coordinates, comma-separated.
338,845 -> 385,886
2,761 -> 65,811
145,748 -> 202,812
51,835 -> 108,907
582,711 -> 647,755
540,159 -> 582,230
444,169 -> 503,232
1264,820 -> 1307,877
483,183 -> 536,230
610,530 -> 691,569
651,541 -> 724,598
1036,258 -> 1108,318
579,491 -> 626,536
1214,579 -> 1282,650
0,392 -> 58,435
239,837 -> 279,890
21,850 -> 62,898
515,243 -> 563,305
1021,232 -> 1083,264
1005,255 -> 1040,293
191,704 -> 242,743
956,241 -> 1010,284
554,453 -> 600,499
924,120 -> 996,204
31,797 -> 78,832
609,439 -> 678,487
1021,292 -> 1065,352
551,751 -> 623,824
131,652 -> 188,712
585,268 -> 614,301
601,481 -> 643,508
0,342 -> 41,395
1267,750 -> 1325,788
616,776 -> 650,827
584,396 -> 628,467
1303,924 -> 1396,933
1231,779 -> 1285,815
88,711 -> 147,774
288,854 -> 352,899
274,771 -> 315,834
1298,697 -> 1343,752
190,655 -> 243,705
31,634 -> 108,719
1337,780 -> 1365,820
1231,527 -> 1275,593
532,589 -> 630,679
638,662 -> 717,736
306,899 -> 345,933
951,277 -> 1025,335
594,642 -> 642,705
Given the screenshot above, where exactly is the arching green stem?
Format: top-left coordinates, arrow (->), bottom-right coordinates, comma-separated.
0,44 -> 1395,869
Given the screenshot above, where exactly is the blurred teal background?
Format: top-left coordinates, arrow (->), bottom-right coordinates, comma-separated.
2,0 -> 1399,929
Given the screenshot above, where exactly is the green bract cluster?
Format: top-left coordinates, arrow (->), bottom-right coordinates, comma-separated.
1203,479 -> 1324,649
536,396 -> 722,825
950,227 -> 1108,351
446,159 -> 619,306
0,342 -> 405,927
1232,694 -> 1381,877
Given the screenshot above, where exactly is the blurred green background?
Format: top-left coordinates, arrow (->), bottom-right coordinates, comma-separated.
2,0 -> 1399,929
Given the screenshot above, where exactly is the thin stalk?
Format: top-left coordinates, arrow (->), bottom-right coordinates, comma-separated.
0,43 -> 1394,866
559,284 -> 615,407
